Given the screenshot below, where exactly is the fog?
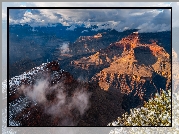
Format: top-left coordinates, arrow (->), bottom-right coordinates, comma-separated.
60,42 -> 70,54
19,78 -> 91,126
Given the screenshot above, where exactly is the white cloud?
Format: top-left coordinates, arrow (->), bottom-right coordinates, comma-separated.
60,42 -> 70,54
8,8 -> 171,32
66,25 -> 77,31
18,75 -> 92,126
71,89 -> 91,115
137,23 -> 170,33
2,2 -> 176,32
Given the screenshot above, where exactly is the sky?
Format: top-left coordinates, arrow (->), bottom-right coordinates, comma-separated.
2,2 -> 179,33
8,8 -> 171,33
2,2 -> 178,23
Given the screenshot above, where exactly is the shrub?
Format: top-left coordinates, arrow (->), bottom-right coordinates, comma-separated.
108,89 -> 171,126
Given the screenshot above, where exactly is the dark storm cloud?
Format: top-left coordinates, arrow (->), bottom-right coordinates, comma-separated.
9,9 -> 171,32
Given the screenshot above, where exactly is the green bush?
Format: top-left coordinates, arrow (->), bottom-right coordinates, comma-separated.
108,89 -> 171,126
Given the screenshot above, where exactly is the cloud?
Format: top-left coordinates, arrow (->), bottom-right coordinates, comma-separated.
8,8 -> 171,32
18,75 -> 91,126
19,79 -> 48,104
81,30 -> 88,33
66,25 -> 77,31
3,2 -> 176,32
136,9 -> 171,32
137,23 -> 170,33
9,9 -> 27,20
21,79 -> 48,103
71,89 -> 91,115
152,9 -> 171,25
60,42 -> 70,54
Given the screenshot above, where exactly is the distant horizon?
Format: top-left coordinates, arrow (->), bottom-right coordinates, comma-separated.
8,8 -> 171,33
8,23 -> 172,33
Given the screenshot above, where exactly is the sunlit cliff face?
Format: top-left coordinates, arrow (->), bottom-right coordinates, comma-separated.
70,33 -> 170,112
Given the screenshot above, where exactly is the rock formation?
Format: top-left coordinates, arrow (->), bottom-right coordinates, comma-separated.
8,31 -> 171,126
70,32 -> 171,112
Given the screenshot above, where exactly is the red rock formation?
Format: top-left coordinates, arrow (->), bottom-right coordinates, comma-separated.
114,32 -> 139,51
149,42 -> 164,56
88,32 -> 171,104
46,61 -> 60,71
94,33 -> 102,38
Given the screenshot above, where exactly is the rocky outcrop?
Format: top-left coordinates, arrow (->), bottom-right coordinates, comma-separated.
8,31 -> 171,126
71,32 -> 171,95
87,33 -> 171,112
46,60 -> 60,71
58,30 -> 133,60
111,32 -> 139,51
9,61 -> 88,126
9,61 -> 125,126
71,33 -> 139,74
63,32 -> 109,57
59,32 -> 170,114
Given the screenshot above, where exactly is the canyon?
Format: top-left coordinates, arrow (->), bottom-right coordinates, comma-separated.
8,31 -> 171,126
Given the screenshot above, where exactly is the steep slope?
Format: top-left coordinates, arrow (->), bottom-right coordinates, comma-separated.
8,61 -> 125,126
57,29 -> 139,62
92,42 -> 170,91
68,32 -> 171,112
73,32 -> 139,68
57,30 -> 120,60
9,61 -> 90,126
67,32 -> 139,81
89,33 -> 171,112
8,31 -> 171,126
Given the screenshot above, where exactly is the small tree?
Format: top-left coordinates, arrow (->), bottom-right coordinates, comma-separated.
108,89 -> 171,126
